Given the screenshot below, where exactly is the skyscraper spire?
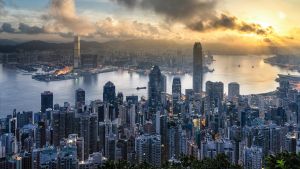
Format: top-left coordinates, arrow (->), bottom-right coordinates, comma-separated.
193,42 -> 203,93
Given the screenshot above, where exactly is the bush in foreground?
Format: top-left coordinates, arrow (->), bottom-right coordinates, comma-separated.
100,154 -> 242,169
265,151 -> 300,169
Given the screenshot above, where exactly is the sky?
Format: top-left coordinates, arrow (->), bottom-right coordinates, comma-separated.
0,0 -> 300,49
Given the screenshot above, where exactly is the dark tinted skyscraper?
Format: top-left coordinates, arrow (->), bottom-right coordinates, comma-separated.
126,95 -> 139,105
52,110 -> 65,146
75,88 -> 85,109
172,77 -> 181,115
103,81 -> 116,104
206,81 -> 224,110
80,114 -> 90,160
172,77 -> 181,96
36,121 -> 46,148
193,42 -> 203,93
228,82 -> 240,101
41,91 -> 53,113
148,66 -> 166,114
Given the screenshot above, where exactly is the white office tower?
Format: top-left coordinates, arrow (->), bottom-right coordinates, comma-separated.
200,138 -> 234,163
243,146 -> 262,169
74,35 -> 81,69
135,134 -> 161,167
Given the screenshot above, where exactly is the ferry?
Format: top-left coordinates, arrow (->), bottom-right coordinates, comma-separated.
136,87 -> 147,90
277,74 -> 300,82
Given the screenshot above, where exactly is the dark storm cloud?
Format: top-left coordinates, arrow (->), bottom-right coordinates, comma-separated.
188,14 -> 274,35
1,23 -> 16,33
113,0 -> 274,36
0,23 -> 46,34
18,23 -> 45,34
113,0 -> 217,21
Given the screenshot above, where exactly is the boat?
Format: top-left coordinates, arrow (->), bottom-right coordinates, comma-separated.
136,87 -> 147,90
277,74 -> 300,81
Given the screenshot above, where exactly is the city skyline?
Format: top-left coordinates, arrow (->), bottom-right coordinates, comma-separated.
1,40 -> 300,168
1,1 -> 300,169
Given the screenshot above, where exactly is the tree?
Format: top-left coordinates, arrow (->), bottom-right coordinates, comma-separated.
265,152 -> 300,169
100,154 -> 242,169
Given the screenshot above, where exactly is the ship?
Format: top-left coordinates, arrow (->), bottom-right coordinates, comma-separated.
136,87 -> 147,90
276,74 -> 300,82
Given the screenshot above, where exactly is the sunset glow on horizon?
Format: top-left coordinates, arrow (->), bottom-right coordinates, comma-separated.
0,0 -> 299,50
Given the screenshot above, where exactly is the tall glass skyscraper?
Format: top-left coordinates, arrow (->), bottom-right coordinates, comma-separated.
193,42 -> 203,93
73,35 -> 81,69
103,81 -> 116,104
172,77 -> 181,115
75,88 -> 85,110
41,91 -> 53,113
148,66 -> 166,114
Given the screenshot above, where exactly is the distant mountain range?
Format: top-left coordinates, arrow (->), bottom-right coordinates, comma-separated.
0,39 -> 21,46
0,39 -> 188,53
0,39 -> 279,55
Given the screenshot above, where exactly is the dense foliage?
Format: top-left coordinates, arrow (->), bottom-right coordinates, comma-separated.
99,154 -> 242,169
265,152 -> 300,169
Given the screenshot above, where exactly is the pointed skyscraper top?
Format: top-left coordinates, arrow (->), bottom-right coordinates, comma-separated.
193,42 -> 203,93
194,42 -> 202,49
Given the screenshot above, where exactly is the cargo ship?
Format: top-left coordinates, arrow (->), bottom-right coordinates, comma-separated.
276,74 -> 300,82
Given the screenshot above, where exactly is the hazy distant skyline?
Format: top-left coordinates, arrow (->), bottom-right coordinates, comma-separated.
1,0 -> 300,50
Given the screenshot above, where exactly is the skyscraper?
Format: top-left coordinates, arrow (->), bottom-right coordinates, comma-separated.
75,88 -> 85,110
135,134 -> 161,167
172,77 -> 181,99
89,113 -> 98,154
243,146 -> 262,169
103,81 -> 116,104
41,91 -> 53,113
148,66 -> 166,114
193,42 -> 203,93
37,121 -> 46,148
206,81 -> 224,111
228,82 -> 240,101
172,77 -> 181,116
52,110 -> 65,146
80,114 -> 90,160
74,35 -> 81,69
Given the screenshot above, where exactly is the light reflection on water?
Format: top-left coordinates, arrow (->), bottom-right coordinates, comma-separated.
0,55 -> 297,116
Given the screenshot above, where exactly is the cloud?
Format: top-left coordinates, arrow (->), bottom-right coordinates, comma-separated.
113,0 -> 216,22
1,23 -> 16,33
0,17 -> 165,40
0,23 -> 46,34
43,0 -> 166,39
96,17 -> 161,39
19,23 -> 45,34
188,14 -> 274,35
0,0 -> 7,16
44,0 -> 96,36
112,0 -> 274,36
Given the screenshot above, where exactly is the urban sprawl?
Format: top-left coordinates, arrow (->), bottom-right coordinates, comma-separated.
0,38 -> 299,169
